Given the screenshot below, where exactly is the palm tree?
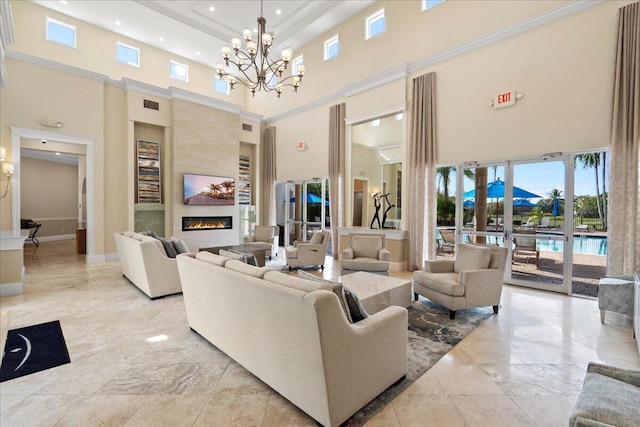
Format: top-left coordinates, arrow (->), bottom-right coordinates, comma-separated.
576,152 -> 606,229
220,180 -> 235,197
436,167 -> 476,224
207,183 -> 221,197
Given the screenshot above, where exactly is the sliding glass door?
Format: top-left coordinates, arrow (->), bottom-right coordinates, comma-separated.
284,178 -> 329,247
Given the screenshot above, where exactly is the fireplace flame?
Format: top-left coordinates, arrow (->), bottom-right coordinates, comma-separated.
186,221 -> 227,230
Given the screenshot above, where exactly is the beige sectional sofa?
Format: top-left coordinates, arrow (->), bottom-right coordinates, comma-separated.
177,252 -> 408,427
114,231 -> 186,299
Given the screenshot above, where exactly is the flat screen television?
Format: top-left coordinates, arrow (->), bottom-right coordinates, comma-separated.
183,173 -> 235,205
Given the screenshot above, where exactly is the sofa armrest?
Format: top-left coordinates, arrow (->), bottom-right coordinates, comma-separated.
379,248 -> 390,262
270,235 -> 279,248
587,363 -> 640,388
342,247 -> 354,260
424,260 -> 455,273
298,243 -> 326,254
244,236 -> 256,243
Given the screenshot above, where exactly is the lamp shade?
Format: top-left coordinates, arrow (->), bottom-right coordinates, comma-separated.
3,162 -> 14,174
0,146 -> 5,161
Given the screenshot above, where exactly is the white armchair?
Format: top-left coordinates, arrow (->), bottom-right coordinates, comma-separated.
244,225 -> 279,258
341,234 -> 390,276
285,230 -> 331,271
413,243 -> 508,319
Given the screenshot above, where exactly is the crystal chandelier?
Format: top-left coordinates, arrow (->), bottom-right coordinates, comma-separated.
215,0 -> 305,98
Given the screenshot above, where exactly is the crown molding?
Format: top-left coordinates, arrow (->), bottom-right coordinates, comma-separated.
120,78 -> 172,99
409,0 -> 605,73
345,103 -> 406,126
5,50 -> 109,82
240,110 -> 264,123
344,63 -> 409,98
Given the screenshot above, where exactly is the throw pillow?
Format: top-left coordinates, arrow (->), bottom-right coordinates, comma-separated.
156,236 -> 178,258
453,243 -> 491,273
171,237 -> 189,254
146,230 -> 159,239
297,270 -> 352,322
309,232 -> 324,244
342,286 -> 370,323
219,249 -> 258,266
224,260 -> 271,279
196,251 -> 229,266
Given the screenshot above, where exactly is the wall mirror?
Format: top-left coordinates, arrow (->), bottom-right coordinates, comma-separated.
351,112 -> 403,229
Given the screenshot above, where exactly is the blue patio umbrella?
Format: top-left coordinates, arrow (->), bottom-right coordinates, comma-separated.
552,198 -> 560,216
463,178 -> 541,199
290,193 -> 328,205
513,199 -> 536,208
463,200 -> 475,208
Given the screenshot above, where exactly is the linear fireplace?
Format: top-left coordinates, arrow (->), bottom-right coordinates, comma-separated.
182,216 -> 233,231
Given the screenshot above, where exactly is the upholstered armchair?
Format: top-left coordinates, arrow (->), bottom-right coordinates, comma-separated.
570,363 -> 640,426
285,230 -> 331,270
244,225 -> 279,258
341,234 -> 390,276
413,243 -> 508,319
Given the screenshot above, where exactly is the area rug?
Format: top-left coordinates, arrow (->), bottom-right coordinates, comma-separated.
344,299 -> 493,426
0,320 -> 70,382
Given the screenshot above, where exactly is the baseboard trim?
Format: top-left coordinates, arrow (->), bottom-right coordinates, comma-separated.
24,234 -> 75,244
104,252 -> 119,262
0,282 -> 24,297
390,261 -> 407,272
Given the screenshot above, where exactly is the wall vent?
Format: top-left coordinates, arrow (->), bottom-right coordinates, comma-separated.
143,99 -> 160,111
242,123 -> 253,132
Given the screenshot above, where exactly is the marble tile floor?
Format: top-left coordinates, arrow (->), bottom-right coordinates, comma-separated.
1,239 -> 638,426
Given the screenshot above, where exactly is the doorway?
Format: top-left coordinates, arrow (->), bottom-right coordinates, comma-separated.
456,155 -> 574,294
352,178 -> 368,227
10,127 -> 95,262
283,178 -> 329,247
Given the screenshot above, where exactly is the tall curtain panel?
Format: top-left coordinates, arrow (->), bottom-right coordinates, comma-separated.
607,1 -> 640,275
261,127 -> 277,225
328,103 -> 346,258
407,72 -> 437,271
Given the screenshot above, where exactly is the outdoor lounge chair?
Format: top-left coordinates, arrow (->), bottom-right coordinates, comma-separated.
436,229 -> 455,254
513,230 -> 539,264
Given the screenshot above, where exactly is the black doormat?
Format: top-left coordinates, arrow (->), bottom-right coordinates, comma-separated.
1,320 -> 70,382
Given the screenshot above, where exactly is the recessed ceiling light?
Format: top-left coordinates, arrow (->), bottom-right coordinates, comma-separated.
158,37 -> 164,42
276,9 -> 282,15
253,28 -> 258,33
60,0 -> 68,4
208,6 -> 215,12
55,152 -> 61,156
196,51 -> 201,55
115,20 -> 121,26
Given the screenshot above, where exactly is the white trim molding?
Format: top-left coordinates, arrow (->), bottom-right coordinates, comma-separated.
0,282 -> 23,297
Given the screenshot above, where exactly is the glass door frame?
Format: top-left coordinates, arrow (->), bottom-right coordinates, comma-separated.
455,155 -> 575,295
284,178 -> 328,247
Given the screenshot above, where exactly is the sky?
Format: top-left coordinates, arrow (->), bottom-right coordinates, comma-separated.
450,158 -> 608,202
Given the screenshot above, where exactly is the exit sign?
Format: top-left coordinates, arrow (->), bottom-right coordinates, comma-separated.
493,91 -> 516,109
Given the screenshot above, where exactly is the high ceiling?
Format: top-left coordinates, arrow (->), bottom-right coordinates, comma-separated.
31,0 -> 376,69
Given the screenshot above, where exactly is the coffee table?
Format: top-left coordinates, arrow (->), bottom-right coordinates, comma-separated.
339,271 -> 412,314
199,243 -> 272,267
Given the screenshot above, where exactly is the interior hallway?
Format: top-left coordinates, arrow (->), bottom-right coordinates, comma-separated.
0,240 -> 638,426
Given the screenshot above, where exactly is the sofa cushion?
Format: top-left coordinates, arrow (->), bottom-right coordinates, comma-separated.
454,244 -> 491,273
142,236 -> 167,256
297,270 -> 351,322
131,232 -> 145,241
341,258 -> 389,271
225,260 -> 271,278
351,236 -> 382,259
219,249 -> 258,266
171,237 -> 189,255
343,286 -> 370,323
414,271 -> 465,296
123,231 -> 135,237
196,251 -> 230,266
263,271 -> 332,293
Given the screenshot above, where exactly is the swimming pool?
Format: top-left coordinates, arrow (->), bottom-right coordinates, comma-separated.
462,234 -> 607,256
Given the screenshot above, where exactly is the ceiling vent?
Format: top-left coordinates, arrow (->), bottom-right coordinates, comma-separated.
242,123 -> 253,132
143,99 -> 160,111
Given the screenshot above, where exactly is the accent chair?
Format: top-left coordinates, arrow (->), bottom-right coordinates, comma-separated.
244,225 -> 279,259
285,230 -> 331,271
340,233 -> 390,276
413,243 -> 508,319
512,229 -> 539,265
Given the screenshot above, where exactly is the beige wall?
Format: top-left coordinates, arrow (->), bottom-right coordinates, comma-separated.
9,1 -> 248,107
0,58 -> 105,254
21,156 -> 78,237
0,250 -> 22,284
